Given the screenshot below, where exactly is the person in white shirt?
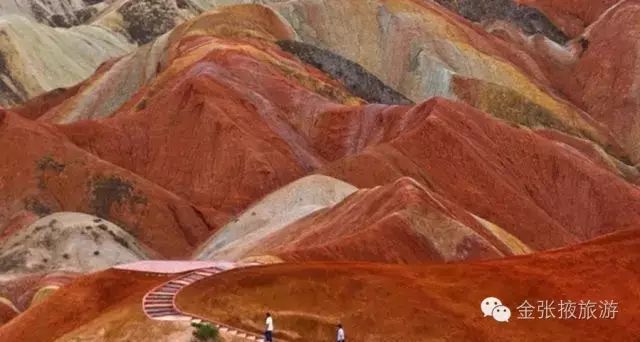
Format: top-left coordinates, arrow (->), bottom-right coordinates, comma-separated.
336,323 -> 345,342
265,312 -> 274,342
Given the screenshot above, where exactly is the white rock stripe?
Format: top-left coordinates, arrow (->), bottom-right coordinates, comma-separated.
141,262 -> 266,341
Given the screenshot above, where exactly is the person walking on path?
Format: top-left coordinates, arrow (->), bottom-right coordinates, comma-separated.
265,312 -> 274,342
336,323 -> 345,342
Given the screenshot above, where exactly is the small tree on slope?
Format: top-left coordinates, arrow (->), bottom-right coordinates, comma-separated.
191,321 -> 220,342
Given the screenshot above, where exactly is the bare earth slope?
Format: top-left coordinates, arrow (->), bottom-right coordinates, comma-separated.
553,0 -> 640,164
176,229 -> 640,342
0,212 -> 150,276
195,175 -> 358,261
0,14 -> 133,106
0,109 -> 224,258
0,270 -> 173,342
42,5 -> 640,262
32,0 -> 623,156
0,1 -> 639,339
516,0 -> 619,36
0,0 -> 109,28
0,230 -> 636,341
9,4 -> 632,268
238,177 -> 529,263
319,98 -> 640,250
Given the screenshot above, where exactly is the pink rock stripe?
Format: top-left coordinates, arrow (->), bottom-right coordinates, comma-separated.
114,260 -> 235,273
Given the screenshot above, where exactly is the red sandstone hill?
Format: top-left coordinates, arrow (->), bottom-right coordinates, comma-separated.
0,3 -> 638,262
554,0 -> 640,164
320,98 -> 640,250
239,177 -> 522,263
0,1 -> 639,339
0,301 -> 17,326
174,229 -> 640,341
0,272 -> 75,312
0,109 -> 225,258
0,270 -> 172,342
40,6 -> 640,260
54,39 -> 640,261
494,0 -> 640,166
4,4 -> 640,263
517,0 -> 619,36
189,92 -> 640,264
1,229 -> 636,341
